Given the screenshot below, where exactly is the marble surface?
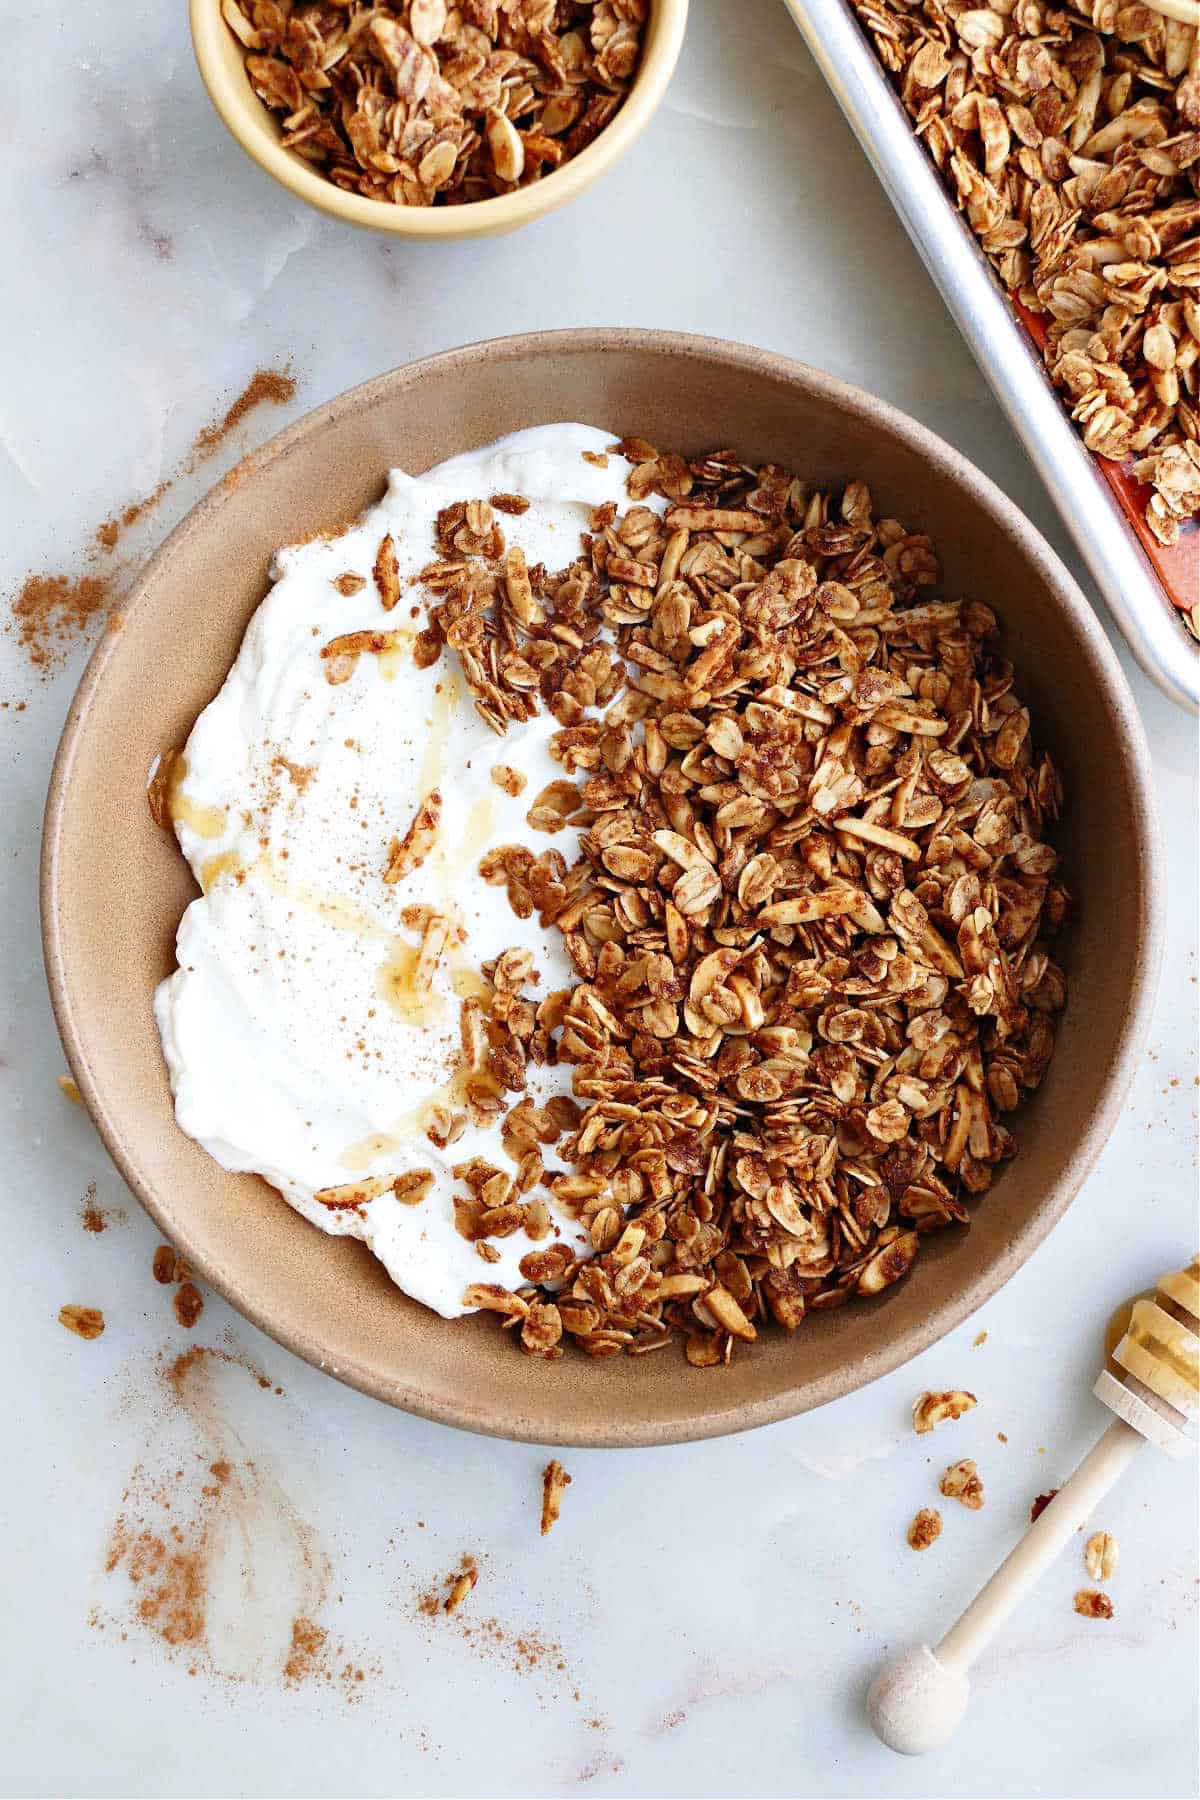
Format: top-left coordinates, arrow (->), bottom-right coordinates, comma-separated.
2,4 -> 1197,1797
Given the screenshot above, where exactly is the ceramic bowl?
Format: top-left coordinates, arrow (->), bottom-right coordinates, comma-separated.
189,0 -> 688,239
41,330 -> 1163,1446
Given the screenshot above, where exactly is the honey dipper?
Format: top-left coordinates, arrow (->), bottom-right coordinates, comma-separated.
867,1257 -> 1199,1756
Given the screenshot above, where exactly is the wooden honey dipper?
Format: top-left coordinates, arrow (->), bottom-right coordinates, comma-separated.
867,1256 -> 1199,1756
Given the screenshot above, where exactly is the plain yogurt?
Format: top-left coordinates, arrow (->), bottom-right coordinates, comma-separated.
154,424 -> 647,1316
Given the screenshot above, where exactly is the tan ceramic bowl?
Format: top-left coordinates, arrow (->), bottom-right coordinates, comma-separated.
42,332 -> 1163,1446
189,0 -> 688,239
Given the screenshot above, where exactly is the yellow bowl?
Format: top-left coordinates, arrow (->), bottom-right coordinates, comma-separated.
189,0 -> 689,239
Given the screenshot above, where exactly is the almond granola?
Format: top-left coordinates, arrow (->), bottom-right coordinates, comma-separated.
221,0 -> 647,209
426,438 -> 1069,1365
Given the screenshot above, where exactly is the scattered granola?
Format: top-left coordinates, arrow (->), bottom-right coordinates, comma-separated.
57,1074 -> 83,1106
913,1390 -> 978,1433
153,1245 -> 186,1285
174,1283 -> 206,1330
444,1561 -> 479,1614
540,1458 -> 572,1534
939,1457 -> 985,1508
435,437 -> 1068,1364
908,1506 -> 943,1549
150,1243 -> 205,1325
856,0 -> 1200,558
1031,1488 -> 1059,1522
1074,1587 -> 1114,1620
59,1305 -> 105,1340
1085,1530 -> 1119,1580
221,0 -> 648,209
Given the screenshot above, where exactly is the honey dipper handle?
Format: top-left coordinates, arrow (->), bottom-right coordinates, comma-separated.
937,1418 -> 1142,1671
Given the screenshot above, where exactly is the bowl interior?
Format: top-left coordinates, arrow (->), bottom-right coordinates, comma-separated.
192,0 -> 688,238
43,332 -> 1159,1445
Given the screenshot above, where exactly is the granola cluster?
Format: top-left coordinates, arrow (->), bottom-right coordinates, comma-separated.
856,0 -> 1200,559
413,438 -> 1069,1366
222,0 -> 646,206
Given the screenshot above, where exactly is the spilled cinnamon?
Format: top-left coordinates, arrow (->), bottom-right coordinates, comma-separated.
7,366 -> 298,676
192,366 -> 296,462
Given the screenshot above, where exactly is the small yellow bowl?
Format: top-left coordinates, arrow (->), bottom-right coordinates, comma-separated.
190,0 -> 688,239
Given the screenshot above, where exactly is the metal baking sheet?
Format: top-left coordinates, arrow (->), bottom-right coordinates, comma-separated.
783,0 -> 1199,713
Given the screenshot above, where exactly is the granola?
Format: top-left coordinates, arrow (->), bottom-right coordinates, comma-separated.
855,0 -> 1200,562
221,0 -> 647,208
939,1456 -> 985,1506
443,1564 -> 478,1612
1074,1586 -> 1114,1619
59,1305 -> 105,1340
914,1389 -> 979,1431
540,1458 -> 572,1533
908,1505 -> 944,1548
433,439 -> 1068,1365
1085,1529 -> 1119,1578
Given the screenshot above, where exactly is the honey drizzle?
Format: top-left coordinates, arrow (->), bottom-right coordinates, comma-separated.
167,754 -> 227,840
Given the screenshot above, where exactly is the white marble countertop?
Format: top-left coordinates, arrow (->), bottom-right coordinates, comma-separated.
2,4 -> 1196,1796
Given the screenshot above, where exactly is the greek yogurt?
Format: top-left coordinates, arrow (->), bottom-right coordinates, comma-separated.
154,424 -> 645,1317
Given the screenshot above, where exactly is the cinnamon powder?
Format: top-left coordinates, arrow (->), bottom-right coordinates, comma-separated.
98,1344 -> 371,1699
8,365 -> 298,675
80,1181 -> 126,1233
95,482 -> 170,554
192,366 -> 296,462
11,573 -> 113,672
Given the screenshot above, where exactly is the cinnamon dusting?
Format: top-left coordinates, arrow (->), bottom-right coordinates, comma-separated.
11,573 -> 112,672
95,482 -> 170,554
80,1182 -> 125,1233
97,1343 -> 371,1700
7,365 -> 298,676
192,367 -> 296,462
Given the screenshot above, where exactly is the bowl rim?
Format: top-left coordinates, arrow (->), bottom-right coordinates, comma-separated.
188,0 -> 690,238
41,329 -> 1165,1446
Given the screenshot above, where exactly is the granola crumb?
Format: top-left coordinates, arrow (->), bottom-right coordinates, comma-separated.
443,1561 -> 478,1615
1074,1589 -> 1114,1621
913,1391 -> 977,1434
973,1330 -> 987,1348
491,763 -> 528,798
939,1458 -> 985,1510
907,1507 -> 943,1551
58,1074 -> 83,1106
540,1459 -> 572,1536
174,1283 -> 205,1330
1085,1532 -> 1119,1582
1031,1489 -> 1059,1524
153,1245 -> 181,1285
59,1304 -> 105,1340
